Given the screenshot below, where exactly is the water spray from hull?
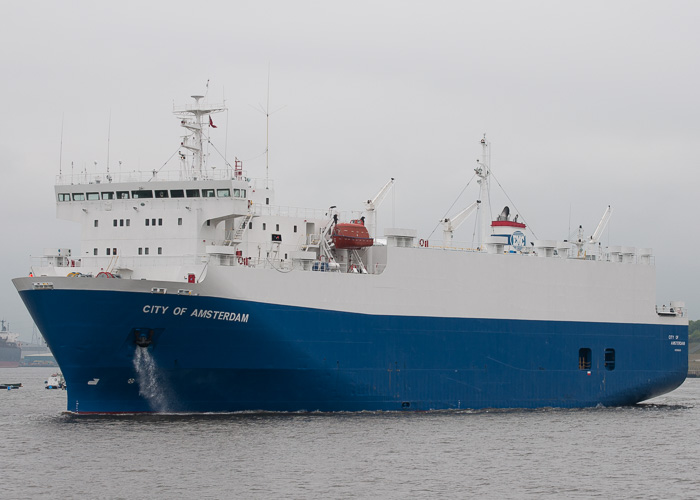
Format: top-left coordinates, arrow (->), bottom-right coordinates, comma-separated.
132,329 -> 172,412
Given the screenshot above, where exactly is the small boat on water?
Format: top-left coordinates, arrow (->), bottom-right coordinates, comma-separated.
45,373 -> 66,390
1,383 -> 22,389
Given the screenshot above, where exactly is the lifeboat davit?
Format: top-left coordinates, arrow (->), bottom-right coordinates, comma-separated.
332,219 -> 373,249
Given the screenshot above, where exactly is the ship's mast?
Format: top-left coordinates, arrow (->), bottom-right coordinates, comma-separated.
174,95 -> 225,178
475,135 -> 491,250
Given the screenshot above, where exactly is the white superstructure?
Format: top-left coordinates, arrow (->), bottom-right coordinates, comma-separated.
28,95 -> 686,324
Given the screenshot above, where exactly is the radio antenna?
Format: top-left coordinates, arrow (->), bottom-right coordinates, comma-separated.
59,113 -> 64,175
223,86 -> 229,164
265,65 -> 270,188
251,64 -> 286,189
107,109 -> 111,175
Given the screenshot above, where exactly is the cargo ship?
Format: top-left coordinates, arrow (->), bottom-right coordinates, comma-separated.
12,94 -> 688,413
0,320 -> 21,368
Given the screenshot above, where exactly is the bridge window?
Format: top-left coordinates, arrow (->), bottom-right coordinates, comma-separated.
106,248 -> 111,256
72,193 -> 85,201
262,223 -> 266,230
138,248 -> 143,255
145,248 -> 149,255
203,189 -> 215,198
233,188 -> 247,198
276,224 -> 280,231
604,349 -> 616,371
186,189 -> 200,197
113,248 -> 117,255
117,191 -> 129,199
145,219 -> 150,226
158,247 -> 162,255
155,190 -> 168,198
217,189 -> 230,197
126,219 -> 130,227
158,218 -> 162,226
58,193 -> 70,202
101,192 -> 114,200
94,220 -> 98,227
294,225 -> 297,233
152,218 -> 156,226
132,190 -> 153,199
170,189 -> 184,198
578,348 -> 592,370
119,219 -> 124,227
94,248 -> 97,255
113,219 -> 117,227
87,192 -> 99,201
178,218 -> 182,226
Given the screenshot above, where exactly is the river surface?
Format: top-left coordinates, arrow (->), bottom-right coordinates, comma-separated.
1,367 -> 699,499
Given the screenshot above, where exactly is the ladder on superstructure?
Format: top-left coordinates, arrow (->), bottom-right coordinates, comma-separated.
318,220 -> 336,264
269,241 -> 281,262
222,213 -> 254,247
350,249 -> 368,273
303,219 -> 338,266
231,214 -> 254,243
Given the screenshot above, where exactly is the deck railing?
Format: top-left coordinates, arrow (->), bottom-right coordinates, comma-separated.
56,169 -> 255,186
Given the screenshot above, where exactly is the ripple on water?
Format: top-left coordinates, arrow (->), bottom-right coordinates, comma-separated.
1,368 -> 700,499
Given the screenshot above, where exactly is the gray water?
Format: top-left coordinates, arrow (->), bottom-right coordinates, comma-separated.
1,367 -> 699,499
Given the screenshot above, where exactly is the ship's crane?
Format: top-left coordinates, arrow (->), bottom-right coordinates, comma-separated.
363,178 -> 395,240
589,205 -> 613,244
574,205 -> 613,257
441,200 -> 481,247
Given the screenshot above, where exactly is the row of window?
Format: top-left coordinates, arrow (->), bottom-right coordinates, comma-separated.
578,348 -> 616,371
94,218 -> 184,227
59,188 -> 246,202
93,218 -> 302,232
138,247 -> 163,255
93,247 -> 163,256
95,248 -> 118,256
257,223 -> 297,232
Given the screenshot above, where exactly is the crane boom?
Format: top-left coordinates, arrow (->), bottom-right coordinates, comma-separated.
443,201 -> 481,232
590,205 -> 613,243
442,201 -> 480,247
365,178 -> 395,211
364,178 -> 395,240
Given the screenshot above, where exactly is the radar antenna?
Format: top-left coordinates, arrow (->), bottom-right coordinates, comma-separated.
173,93 -> 226,179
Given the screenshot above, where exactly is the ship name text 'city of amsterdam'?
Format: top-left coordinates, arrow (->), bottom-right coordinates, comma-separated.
142,305 -> 249,322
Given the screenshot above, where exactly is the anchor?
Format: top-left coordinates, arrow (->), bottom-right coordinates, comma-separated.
134,329 -> 154,348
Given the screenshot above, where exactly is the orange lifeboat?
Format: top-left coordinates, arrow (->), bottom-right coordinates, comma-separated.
332,219 -> 373,249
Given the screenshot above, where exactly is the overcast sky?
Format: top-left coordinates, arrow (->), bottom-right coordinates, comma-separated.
2,1 -> 699,340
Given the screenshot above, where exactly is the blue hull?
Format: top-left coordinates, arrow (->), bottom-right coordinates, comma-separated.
18,289 -> 688,413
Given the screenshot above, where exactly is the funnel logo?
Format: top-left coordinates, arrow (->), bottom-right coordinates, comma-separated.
511,231 -> 526,250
